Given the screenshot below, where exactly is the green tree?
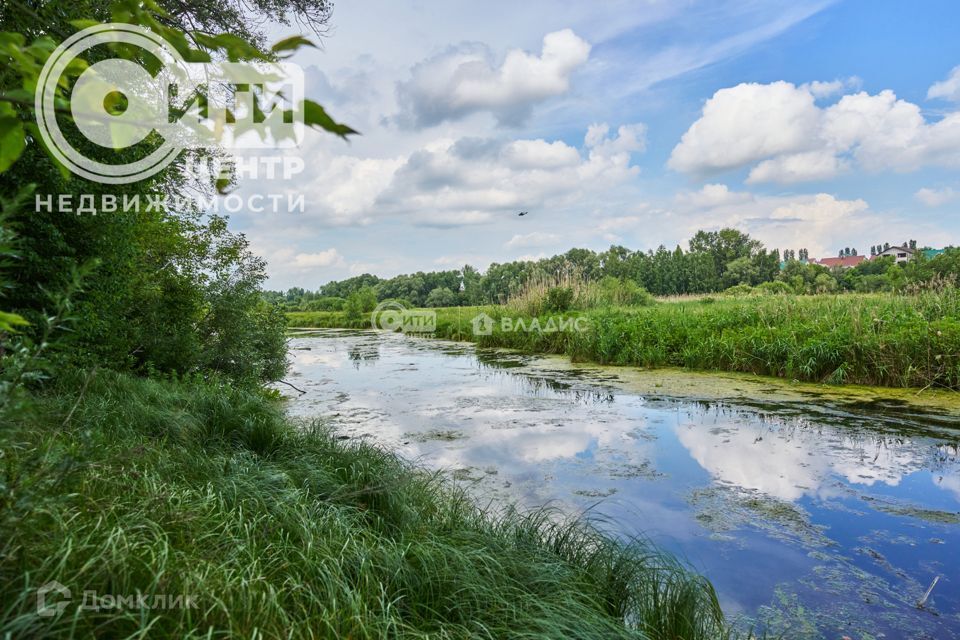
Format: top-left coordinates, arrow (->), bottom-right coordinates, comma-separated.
0,0 -> 354,385
425,286 -> 457,308
813,273 -> 838,294
459,265 -> 484,305
689,228 -> 762,286
344,286 -> 378,322
722,256 -> 759,287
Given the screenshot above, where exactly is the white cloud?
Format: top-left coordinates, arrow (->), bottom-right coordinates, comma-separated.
348,262 -> 379,275
669,81 -> 960,183
301,154 -> 407,226
675,183 -> 753,208
249,242 -> 348,287
513,252 -> 550,263
592,214 -> 647,244
668,187 -> 917,259
767,193 -> 867,223
803,79 -> 843,98
502,139 -> 581,169
915,187 -> 958,207
747,150 -> 848,184
369,123 -> 644,227
254,122 -> 644,234
928,65 -> 960,102
395,29 -> 590,128
801,76 -> 861,99
820,90 -> 929,171
505,232 -> 561,249
584,123 -> 647,155
668,81 -> 821,174
596,214 -> 644,230
292,249 -> 345,269
432,254 -> 490,269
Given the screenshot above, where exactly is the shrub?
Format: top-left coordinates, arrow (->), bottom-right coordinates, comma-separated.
756,281 -> 792,295
425,286 -> 458,308
545,286 -> 575,312
723,284 -> 755,297
305,296 -> 346,311
813,273 -> 839,294
506,271 -> 586,316
344,286 -> 378,321
507,273 -> 653,316
597,276 -> 654,307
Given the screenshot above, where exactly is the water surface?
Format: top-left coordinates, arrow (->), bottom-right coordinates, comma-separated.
281,329 -> 960,639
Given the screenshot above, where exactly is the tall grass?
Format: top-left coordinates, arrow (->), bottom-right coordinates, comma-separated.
565,290 -> 960,389
470,290 -> 960,389
291,289 -> 960,390
506,274 -> 653,317
0,371 -> 728,639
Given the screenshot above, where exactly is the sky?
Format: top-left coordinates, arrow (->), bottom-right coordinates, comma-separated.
227,0 -> 960,289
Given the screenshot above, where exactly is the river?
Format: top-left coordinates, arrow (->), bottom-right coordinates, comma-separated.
280,329 -> 960,639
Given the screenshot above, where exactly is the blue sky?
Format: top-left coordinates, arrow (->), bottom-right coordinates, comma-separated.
230,0 -> 960,289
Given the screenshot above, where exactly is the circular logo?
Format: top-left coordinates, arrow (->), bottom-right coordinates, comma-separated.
371,301 -> 406,331
35,23 -> 195,184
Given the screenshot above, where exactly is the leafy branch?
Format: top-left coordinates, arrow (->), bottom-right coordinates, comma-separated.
0,0 -> 357,179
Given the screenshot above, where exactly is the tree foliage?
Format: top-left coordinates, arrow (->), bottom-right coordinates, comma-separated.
273,234 -> 958,309
0,0 -> 353,387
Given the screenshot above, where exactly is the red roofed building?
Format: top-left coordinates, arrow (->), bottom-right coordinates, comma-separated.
816,255 -> 866,269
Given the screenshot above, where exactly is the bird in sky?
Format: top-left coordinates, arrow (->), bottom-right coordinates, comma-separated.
518,211 -> 528,217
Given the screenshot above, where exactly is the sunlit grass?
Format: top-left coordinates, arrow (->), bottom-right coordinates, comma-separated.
1,371 -> 729,638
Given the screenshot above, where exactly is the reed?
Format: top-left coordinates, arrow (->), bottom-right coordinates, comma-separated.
291,289 -> 960,390
0,370 -> 730,639
505,273 -> 654,317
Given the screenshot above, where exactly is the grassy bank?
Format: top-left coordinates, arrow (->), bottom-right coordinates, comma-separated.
289,289 -> 960,389
0,371 -> 726,639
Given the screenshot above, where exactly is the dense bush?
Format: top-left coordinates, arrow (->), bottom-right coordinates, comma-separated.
597,276 -> 654,307
304,296 -> 346,311
506,273 -> 654,316
343,286 -> 378,322
813,272 -> 839,293
723,284 -> 754,296
425,286 -> 459,307
756,281 -> 792,295
545,286 -> 575,312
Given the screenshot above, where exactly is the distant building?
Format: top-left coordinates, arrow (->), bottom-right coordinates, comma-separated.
816,255 -> 867,269
875,245 -> 916,264
923,248 -> 945,260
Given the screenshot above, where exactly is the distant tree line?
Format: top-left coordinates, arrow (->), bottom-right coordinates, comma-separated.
266,229 -> 959,310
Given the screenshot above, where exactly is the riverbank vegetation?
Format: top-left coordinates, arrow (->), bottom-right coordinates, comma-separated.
1,370 -> 727,638
289,286 -> 960,389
